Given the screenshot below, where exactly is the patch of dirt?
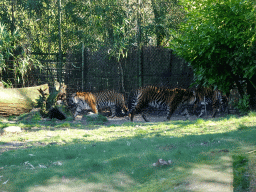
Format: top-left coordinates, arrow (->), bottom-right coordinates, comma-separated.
104,113 -> 200,125
0,142 -> 27,154
76,111 -> 226,126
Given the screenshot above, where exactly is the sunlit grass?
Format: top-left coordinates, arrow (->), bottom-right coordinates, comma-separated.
0,114 -> 256,191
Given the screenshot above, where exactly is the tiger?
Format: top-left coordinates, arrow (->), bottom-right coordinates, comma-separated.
128,86 -> 197,122
93,90 -> 129,117
69,92 -> 98,117
70,90 -> 128,118
193,87 -> 229,118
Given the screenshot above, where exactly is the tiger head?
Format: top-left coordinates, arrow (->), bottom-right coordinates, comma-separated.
175,88 -> 197,105
69,92 -> 98,117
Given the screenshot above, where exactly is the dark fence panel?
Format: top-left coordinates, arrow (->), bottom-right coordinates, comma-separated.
75,46 -> 194,95
2,46 -> 194,97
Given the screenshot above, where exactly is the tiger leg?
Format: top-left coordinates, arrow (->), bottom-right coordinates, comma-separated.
211,109 -> 217,118
110,105 -> 116,118
142,113 -> 149,122
211,96 -> 219,118
167,105 -> 175,120
167,101 -> 183,120
73,101 -> 86,117
130,111 -> 136,121
180,108 -> 190,119
198,108 -> 205,117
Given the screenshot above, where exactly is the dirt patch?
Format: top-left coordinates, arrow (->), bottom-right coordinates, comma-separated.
75,113 -> 200,126
0,142 -> 27,154
102,113 -> 199,126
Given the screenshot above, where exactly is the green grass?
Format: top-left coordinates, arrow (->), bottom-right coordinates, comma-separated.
0,113 -> 256,191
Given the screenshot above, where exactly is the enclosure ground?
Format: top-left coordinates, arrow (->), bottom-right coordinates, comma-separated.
0,113 -> 226,153
79,113 -> 200,125
0,112 -> 249,192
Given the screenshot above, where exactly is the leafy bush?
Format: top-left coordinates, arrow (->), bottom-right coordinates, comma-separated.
233,94 -> 250,116
248,111 -> 256,117
1,80 -> 13,88
0,23 -> 42,86
171,0 -> 256,94
36,89 -> 61,118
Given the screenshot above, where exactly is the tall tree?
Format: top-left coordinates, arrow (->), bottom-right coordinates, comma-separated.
150,0 -> 184,46
171,0 -> 256,107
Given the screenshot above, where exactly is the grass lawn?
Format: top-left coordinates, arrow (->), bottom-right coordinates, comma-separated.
0,112 -> 256,191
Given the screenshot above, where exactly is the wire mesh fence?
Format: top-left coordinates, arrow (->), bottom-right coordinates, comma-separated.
2,43 -> 243,116
28,46 -> 194,97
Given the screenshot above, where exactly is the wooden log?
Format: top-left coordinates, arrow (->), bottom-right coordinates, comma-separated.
0,84 -> 49,116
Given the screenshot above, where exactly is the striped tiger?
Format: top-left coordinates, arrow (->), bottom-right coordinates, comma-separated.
128,86 -> 196,122
69,92 -> 98,117
70,90 -> 128,117
193,87 -> 229,117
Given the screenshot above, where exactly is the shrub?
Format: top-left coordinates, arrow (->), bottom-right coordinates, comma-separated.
233,94 -> 250,116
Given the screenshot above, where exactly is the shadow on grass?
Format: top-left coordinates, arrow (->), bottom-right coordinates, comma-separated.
0,125 -> 255,191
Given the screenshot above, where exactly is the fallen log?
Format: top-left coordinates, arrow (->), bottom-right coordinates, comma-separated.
0,84 -> 49,117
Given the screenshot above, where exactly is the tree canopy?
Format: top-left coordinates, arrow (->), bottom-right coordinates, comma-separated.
0,0 -> 184,86
171,0 -> 256,98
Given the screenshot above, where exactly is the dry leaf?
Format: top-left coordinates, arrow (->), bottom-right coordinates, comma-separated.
153,159 -> 172,167
3,179 -> 9,185
53,161 -> 63,166
39,164 -> 47,168
24,161 -> 35,169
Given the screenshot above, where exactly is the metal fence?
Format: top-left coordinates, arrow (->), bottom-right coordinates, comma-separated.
1,46 -> 193,96
2,45 -> 243,115
60,46 -> 194,96
1,45 -> 194,97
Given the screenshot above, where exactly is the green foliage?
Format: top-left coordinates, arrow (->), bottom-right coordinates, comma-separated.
171,0 -> 256,94
232,94 -> 250,115
2,0 -> 185,58
46,90 -> 59,110
0,0 -> 186,87
36,88 -> 60,118
1,79 -> 13,88
35,93 -> 48,117
248,111 -> 256,117
0,22 -> 17,69
0,22 -> 42,86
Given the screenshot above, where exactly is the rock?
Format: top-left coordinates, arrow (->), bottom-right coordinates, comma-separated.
3,126 -> 22,133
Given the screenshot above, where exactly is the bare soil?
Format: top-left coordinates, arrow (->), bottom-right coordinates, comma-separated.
102,113 -> 199,126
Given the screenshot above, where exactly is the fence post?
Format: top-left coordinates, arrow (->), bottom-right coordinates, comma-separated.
82,42 -> 84,92
137,0 -> 142,87
58,0 -> 62,84
140,46 -> 144,87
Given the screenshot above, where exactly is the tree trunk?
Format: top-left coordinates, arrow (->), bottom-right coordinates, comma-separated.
247,79 -> 256,110
0,84 -> 49,116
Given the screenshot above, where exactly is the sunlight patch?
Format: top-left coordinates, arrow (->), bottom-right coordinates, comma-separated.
184,156 -> 233,192
28,172 -> 136,192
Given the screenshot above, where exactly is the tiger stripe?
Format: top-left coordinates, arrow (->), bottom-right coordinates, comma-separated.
128,86 -> 196,122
